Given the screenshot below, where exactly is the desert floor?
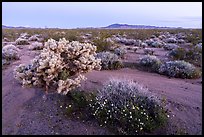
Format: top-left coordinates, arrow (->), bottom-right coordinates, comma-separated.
2,44 -> 202,135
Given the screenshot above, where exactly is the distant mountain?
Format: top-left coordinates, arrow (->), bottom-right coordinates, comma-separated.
2,24 -> 181,29
2,25 -> 29,29
103,23 -> 173,29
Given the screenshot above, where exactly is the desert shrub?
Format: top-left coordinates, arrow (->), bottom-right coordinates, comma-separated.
141,42 -> 148,48
93,37 -> 113,52
20,33 -> 30,39
13,38 -> 101,95
3,37 -> 10,42
67,35 -> 78,42
186,33 -> 201,45
158,60 -> 201,79
177,39 -> 185,44
28,35 -> 39,41
15,38 -> 30,45
158,35 -> 166,40
168,47 -> 202,67
145,39 -> 154,46
163,44 -> 178,50
195,43 -> 202,50
112,36 -> 138,46
2,44 -> 20,60
96,51 -> 123,70
114,47 -> 127,59
165,37 -> 177,43
30,42 -> 44,50
64,89 -> 97,119
151,41 -> 163,48
139,55 -> 162,72
2,59 -> 10,66
144,48 -> 155,55
168,47 -> 186,60
89,78 -> 168,135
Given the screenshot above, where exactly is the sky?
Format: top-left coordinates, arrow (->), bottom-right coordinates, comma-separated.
2,2 -> 202,29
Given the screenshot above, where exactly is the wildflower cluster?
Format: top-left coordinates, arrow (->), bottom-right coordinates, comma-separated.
89,78 -> 168,135
96,51 -> 123,70
13,38 -> 101,95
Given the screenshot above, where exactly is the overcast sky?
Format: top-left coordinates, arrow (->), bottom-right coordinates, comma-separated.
2,2 -> 202,28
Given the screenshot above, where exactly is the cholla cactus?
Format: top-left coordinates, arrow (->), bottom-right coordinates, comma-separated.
139,55 -> 162,72
163,44 -> 178,50
30,42 -> 44,50
14,38 -> 101,95
144,48 -> 155,55
2,44 -> 20,60
158,60 -> 201,79
114,47 -> 127,58
96,51 -> 123,70
15,38 -> 30,45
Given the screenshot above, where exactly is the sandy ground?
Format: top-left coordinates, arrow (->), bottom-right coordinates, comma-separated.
2,45 -> 202,135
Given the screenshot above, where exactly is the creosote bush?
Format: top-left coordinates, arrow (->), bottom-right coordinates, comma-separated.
14,38 -> 101,95
89,78 -> 168,135
158,60 -> 201,79
139,55 -> 162,72
96,51 -> 123,70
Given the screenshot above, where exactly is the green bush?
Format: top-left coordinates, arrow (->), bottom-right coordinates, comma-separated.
96,52 -> 123,70
93,37 -> 113,52
168,47 -> 202,67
